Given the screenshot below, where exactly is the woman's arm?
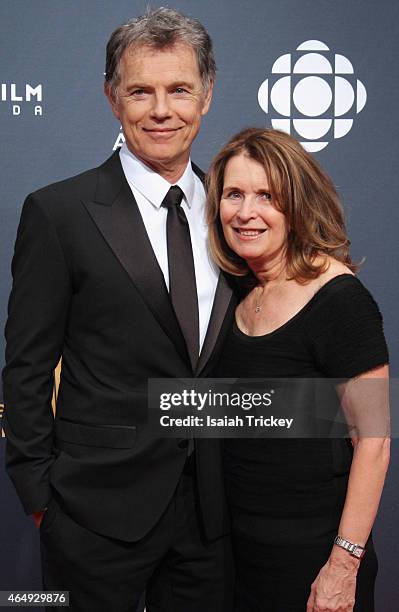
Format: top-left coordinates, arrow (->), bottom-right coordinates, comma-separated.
307,364 -> 390,612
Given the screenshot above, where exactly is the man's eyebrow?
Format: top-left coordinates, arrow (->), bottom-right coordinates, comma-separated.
125,80 -> 197,89
168,80 -> 195,88
124,82 -> 149,89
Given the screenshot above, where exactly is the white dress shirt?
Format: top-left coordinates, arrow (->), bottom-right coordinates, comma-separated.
119,143 -> 219,352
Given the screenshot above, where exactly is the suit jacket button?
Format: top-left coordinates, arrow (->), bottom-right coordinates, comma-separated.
178,439 -> 189,449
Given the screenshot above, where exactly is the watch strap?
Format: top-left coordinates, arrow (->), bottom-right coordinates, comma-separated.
334,535 -> 366,559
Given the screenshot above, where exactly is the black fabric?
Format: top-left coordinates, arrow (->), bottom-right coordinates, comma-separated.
162,185 -> 199,371
2,151 -> 233,543
234,531 -> 378,612
40,473 -> 234,612
214,274 -> 389,611
2,150 -> 236,610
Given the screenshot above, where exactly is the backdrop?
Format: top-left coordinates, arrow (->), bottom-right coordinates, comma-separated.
1,1 -> 398,610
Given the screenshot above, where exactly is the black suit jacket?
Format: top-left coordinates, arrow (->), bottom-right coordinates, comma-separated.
2,150 -> 235,542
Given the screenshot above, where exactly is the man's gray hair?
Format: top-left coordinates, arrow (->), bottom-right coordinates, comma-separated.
105,7 -> 216,95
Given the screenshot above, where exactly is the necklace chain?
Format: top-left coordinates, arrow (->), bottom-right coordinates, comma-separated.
254,285 -> 266,313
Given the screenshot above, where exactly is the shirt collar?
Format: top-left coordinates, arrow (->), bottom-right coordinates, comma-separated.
119,143 -> 195,209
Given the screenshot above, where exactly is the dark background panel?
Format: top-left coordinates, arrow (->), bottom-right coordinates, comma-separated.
1,0 -> 398,608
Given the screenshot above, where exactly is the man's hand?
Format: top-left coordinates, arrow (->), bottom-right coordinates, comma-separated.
306,547 -> 359,612
32,510 -> 46,529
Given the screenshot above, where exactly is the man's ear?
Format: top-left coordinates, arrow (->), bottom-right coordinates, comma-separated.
201,79 -> 214,117
104,82 -> 120,121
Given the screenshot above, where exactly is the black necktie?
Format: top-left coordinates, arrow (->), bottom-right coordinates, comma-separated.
162,186 -> 199,370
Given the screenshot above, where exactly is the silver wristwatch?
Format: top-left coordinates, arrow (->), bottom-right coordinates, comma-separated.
334,535 -> 366,559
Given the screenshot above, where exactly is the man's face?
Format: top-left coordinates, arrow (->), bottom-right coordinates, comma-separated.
106,43 -> 213,179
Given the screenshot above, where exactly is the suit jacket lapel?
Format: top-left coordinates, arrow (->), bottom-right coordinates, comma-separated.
83,151 -> 235,374
196,272 -> 234,376
190,164 -> 235,375
82,151 -> 190,366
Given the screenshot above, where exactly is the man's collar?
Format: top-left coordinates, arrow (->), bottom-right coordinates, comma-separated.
119,143 -> 195,209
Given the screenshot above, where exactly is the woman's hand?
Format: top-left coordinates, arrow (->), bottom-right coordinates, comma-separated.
306,364 -> 390,611
306,547 -> 360,612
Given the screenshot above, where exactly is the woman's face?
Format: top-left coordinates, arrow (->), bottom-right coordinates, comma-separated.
220,153 -> 287,269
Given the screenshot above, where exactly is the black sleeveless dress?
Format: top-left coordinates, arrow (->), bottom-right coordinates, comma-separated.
214,275 -> 389,612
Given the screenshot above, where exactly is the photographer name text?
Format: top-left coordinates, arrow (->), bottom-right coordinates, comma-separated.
159,415 -> 294,429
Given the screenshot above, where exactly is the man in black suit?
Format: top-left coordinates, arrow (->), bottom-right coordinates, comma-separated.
2,8 -> 234,611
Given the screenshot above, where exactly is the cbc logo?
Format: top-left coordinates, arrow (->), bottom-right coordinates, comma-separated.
258,40 -> 367,152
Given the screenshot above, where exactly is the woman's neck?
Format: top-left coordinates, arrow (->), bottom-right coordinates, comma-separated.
249,256 -> 288,287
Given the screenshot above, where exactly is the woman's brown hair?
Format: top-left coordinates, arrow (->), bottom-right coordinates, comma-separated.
206,127 -> 357,285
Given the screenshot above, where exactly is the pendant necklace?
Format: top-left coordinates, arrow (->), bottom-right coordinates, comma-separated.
254,285 -> 266,313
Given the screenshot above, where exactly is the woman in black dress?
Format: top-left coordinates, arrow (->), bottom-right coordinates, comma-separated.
206,128 -> 390,612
